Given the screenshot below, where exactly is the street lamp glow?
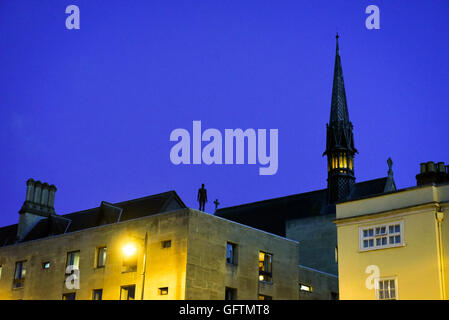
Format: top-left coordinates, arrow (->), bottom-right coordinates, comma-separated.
122,243 -> 137,256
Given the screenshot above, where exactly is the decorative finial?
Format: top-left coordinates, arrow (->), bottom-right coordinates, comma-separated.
336,33 -> 340,55
387,157 -> 393,176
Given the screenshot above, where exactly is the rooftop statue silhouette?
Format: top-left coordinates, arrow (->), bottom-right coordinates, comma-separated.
197,184 -> 207,212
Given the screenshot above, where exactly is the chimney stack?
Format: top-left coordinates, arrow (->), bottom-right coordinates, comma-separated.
416,161 -> 449,186
17,178 -> 57,241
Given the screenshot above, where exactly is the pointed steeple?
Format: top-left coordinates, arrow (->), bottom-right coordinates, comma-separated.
324,34 -> 357,204
330,33 -> 350,124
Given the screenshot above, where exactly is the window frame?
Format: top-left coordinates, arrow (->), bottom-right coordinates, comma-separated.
375,277 -> 398,300
13,260 -> 26,289
62,292 -> 76,300
226,242 -> 237,265
359,221 -> 404,252
225,287 -> 237,300
158,287 -> 169,295
299,283 -> 313,293
66,251 -> 80,274
120,285 -> 136,300
96,246 -> 107,268
92,289 -> 103,300
258,251 -> 273,283
161,240 -> 172,249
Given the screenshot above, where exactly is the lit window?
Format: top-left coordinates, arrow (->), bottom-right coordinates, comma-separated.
300,283 -> 312,292
42,261 -> 51,269
158,287 -> 168,295
376,279 -> 397,300
0,265 -> 3,280
259,251 -> 272,282
13,261 -> 26,288
226,242 -> 237,265
360,222 -> 403,251
258,294 -> 272,300
62,292 -> 76,300
122,253 -> 137,273
161,240 -> 171,248
120,285 -> 136,300
97,247 -> 107,268
122,243 -> 137,273
92,289 -> 103,300
66,251 -> 80,274
341,153 -> 347,168
225,287 -> 237,300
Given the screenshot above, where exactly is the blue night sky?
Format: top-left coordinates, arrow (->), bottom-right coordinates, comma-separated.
0,1 -> 448,227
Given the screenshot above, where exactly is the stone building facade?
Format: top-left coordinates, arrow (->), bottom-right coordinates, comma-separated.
0,193 -> 299,300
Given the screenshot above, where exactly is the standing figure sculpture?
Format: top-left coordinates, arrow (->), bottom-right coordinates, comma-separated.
197,184 -> 207,211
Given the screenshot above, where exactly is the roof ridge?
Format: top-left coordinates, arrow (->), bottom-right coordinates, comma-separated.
216,188 -> 327,212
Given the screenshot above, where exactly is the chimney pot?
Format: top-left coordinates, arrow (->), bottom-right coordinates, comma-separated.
420,163 -> 427,173
427,161 -> 436,173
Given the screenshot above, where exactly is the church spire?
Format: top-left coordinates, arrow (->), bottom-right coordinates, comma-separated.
330,33 -> 350,124
324,34 -> 357,204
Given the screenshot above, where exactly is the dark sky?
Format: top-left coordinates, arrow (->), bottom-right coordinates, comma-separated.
1,0 -> 448,227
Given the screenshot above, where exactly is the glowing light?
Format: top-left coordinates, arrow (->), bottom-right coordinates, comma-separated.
300,284 -> 312,292
122,243 -> 137,257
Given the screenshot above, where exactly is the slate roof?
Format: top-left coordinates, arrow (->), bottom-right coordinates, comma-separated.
0,191 -> 186,247
215,177 -> 395,237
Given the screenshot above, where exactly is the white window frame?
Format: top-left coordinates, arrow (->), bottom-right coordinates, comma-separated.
375,277 -> 398,300
359,221 -> 404,251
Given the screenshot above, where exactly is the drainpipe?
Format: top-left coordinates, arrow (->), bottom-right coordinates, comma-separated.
141,231 -> 148,300
435,205 -> 446,300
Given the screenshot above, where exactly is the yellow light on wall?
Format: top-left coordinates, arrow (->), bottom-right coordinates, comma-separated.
122,243 -> 137,257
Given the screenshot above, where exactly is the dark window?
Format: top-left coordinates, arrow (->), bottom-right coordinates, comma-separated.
158,287 -> 168,295
92,289 -> 103,300
62,293 -> 76,300
13,261 -> 26,288
120,285 -> 136,300
258,252 -> 272,282
226,242 -> 237,265
97,247 -> 107,268
42,262 -> 51,269
66,251 -> 80,274
258,294 -> 272,300
161,240 -> 171,249
225,287 -> 237,300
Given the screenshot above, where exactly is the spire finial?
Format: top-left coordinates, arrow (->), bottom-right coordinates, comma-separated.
336,33 -> 340,55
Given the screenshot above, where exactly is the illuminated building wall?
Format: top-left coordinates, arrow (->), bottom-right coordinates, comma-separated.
335,183 -> 449,300
0,208 -> 299,300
